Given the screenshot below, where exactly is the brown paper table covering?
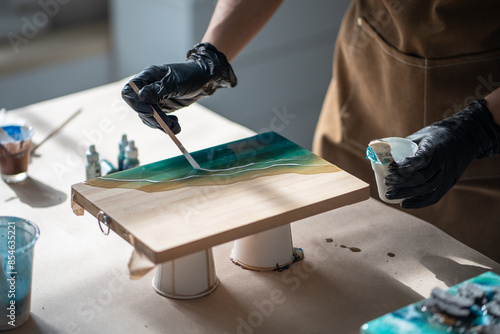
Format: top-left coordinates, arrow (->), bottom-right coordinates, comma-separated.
1,79 -> 499,334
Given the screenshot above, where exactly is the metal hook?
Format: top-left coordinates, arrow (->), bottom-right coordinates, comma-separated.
97,210 -> 111,236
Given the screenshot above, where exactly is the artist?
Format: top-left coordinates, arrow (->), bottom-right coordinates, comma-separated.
122,0 -> 500,261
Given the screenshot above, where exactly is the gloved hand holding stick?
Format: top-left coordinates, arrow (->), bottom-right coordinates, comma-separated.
121,42 -> 237,134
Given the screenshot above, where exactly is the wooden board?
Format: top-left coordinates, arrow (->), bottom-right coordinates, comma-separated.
71,132 -> 369,264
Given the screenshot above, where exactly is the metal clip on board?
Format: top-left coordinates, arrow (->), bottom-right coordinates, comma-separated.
97,210 -> 111,236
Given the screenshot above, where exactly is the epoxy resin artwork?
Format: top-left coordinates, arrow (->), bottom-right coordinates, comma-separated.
85,132 -> 340,192
361,272 -> 500,334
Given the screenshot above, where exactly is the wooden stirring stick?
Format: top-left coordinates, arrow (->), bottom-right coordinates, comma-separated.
31,108 -> 82,154
129,81 -> 201,170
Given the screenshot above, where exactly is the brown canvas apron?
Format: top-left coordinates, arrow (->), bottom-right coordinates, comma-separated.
313,0 -> 500,261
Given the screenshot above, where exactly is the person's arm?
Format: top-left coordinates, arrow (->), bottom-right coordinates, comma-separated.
122,0 -> 284,132
485,87 -> 500,126
202,0 -> 284,62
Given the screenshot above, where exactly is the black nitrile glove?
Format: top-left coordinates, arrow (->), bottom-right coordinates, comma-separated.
121,42 -> 237,134
385,98 -> 500,208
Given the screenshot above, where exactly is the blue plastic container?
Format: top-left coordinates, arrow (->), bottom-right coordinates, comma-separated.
0,217 -> 39,330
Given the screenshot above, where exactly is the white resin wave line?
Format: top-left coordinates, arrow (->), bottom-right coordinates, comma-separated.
98,162 -> 331,184
96,177 -> 162,184
196,158 -> 299,172
170,163 -> 330,182
97,158 -> 304,183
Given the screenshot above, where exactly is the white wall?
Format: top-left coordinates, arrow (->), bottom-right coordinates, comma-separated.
0,0 -> 351,150
0,0 -> 109,110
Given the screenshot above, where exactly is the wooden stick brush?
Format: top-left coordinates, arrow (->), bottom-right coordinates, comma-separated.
129,81 -> 201,170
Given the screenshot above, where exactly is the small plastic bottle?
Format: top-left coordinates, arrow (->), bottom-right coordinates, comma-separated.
86,145 -> 101,180
123,140 -> 139,170
118,134 -> 128,171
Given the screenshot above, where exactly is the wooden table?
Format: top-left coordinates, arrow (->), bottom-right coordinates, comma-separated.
1,79 -> 499,334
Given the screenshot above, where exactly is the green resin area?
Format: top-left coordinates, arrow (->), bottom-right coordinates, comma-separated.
361,272 -> 500,334
86,132 -> 340,193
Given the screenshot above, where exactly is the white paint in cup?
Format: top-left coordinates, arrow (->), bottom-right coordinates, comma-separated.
368,137 -> 418,204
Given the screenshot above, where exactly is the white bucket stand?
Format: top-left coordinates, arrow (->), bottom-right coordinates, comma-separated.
152,248 -> 219,299
230,224 -> 303,271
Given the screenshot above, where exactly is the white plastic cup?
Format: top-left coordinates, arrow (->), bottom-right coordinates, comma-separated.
369,137 -> 418,204
230,224 -> 296,271
152,248 -> 218,299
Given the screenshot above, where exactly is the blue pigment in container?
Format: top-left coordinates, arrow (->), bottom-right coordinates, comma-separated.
0,217 -> 39,330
